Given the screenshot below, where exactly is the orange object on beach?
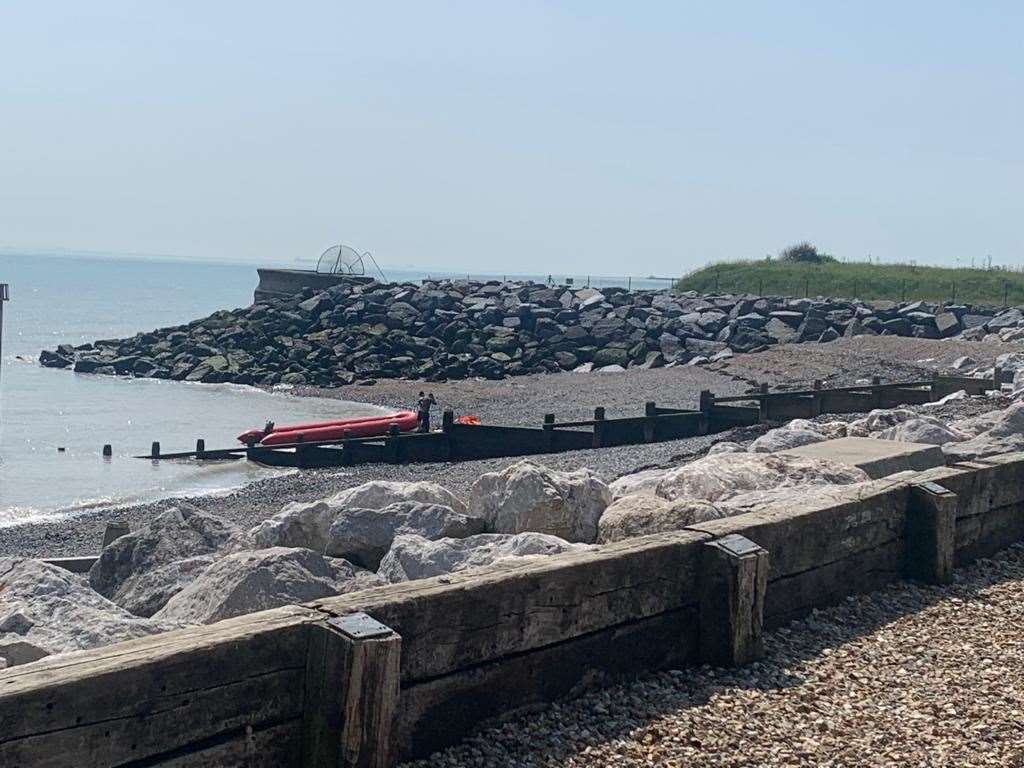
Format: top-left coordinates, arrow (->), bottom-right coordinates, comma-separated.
455,415 -> 481,425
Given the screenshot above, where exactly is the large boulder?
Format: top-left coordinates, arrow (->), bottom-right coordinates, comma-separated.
324,502 -> 486,569
608,468 -> 668,499
154,548 -> 383,625
846,408 -> 920,437
655,452 -> 868,503
748,425 -> 827,453
379,533 -> 587,583
89,505 -> 248,616
251,481 -> 466,552
944,403 -> 1024,460
876,417 -> 968,446
596,494 -> 726,543
469,460 -> 612,543
0,558 -> 171,667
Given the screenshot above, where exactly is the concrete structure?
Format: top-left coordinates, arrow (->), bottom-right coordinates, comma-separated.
778,436 -> 945,479
253,269 -> 374,302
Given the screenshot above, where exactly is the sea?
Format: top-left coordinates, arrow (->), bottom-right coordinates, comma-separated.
0,253 -> 673,526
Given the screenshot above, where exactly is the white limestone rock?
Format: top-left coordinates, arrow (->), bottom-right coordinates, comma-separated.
707,441 -> 745,455
324,501 -> 486,569
608,468 -> 668,499
876,417 -> 969,446
469,460 -> 612,543
154,547 -> 383,625
945,402 -> 1024,460
748,426 -> 826,453
251,480 -> 467,552
379,533 -> 587,583
0,558 -> 171,667
846,408 -> 919,437
596,494 -> 727,543
88,504 -> 248,616
724,484 -> 864,513
655,452 -> 868,503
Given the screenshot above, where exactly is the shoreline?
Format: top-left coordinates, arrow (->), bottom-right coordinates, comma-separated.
2,335 -> 1014,560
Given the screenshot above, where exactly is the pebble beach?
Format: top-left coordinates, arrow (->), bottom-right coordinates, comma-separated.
1,334 -> 1011,560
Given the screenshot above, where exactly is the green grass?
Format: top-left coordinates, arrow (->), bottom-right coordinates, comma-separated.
677,260 -> 1024,307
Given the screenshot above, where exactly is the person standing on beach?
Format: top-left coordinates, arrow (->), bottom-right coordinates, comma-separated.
417,391 -> 437,432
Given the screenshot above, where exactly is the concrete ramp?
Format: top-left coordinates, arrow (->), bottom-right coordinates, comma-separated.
778,436 -> 945,479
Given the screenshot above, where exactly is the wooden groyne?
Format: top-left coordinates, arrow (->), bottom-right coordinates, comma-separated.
137,373 -> 998,469
5,447 -> 1024,766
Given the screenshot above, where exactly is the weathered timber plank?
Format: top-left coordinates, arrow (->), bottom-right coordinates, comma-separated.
684,480 -> 909,626
685,480 -> 908,581
312,530 -> 709,683
0,606 -> 319,767
122,720 -> 303,768
1,669 -> 306,768
394,607 -> 699,761
765,397 -> 814,421
954,501 -> 1024,564
762,539 -> 904,628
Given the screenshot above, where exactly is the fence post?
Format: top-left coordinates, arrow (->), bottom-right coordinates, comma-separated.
811,379 -> 823,416
441,408 -> 455,460
384,424 -> 401,463
905,482 -> 957,584
1004,281 -> 1009,307
643,401 -> 657,443
698,390 -> 714,434
699,534 -> 768,667
303,613 -> 401,768
592,406 -> 606,448
757,382 -> 769,421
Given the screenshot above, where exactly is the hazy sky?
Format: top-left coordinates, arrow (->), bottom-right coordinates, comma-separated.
2,2 -> 1022,274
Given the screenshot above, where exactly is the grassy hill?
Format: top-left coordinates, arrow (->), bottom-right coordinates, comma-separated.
677,260 -> 1024,307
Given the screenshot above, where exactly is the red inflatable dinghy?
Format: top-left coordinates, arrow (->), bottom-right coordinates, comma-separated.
237,411 -> 419,446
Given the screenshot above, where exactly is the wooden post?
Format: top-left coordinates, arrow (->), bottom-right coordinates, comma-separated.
698,390 -> 713,434
542,413 -> 555,451
195,438 -> 206,459
150,441 -> 161,459
592,406 -> 606,448
102,521 -> 129,547
303,613 -> 401,768
384,424 -> 401,464
441,408 -> 455,460
643,401 -> 657,443
905,481 -> 957,584
811,379 -> 823,416
871,375 -> 882,408
757,382 -> 769,422
699,534 -> 768,667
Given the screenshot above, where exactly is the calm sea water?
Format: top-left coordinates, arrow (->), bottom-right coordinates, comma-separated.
0,254 -> 391,526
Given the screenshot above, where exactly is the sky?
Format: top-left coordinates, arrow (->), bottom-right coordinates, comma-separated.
1,2 -> 1022,275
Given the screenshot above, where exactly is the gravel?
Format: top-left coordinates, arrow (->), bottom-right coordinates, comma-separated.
4,335 -> 1019,560
402,542 -> 1024,767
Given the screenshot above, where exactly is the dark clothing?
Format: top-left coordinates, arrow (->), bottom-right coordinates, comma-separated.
417,394 -> 436,433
